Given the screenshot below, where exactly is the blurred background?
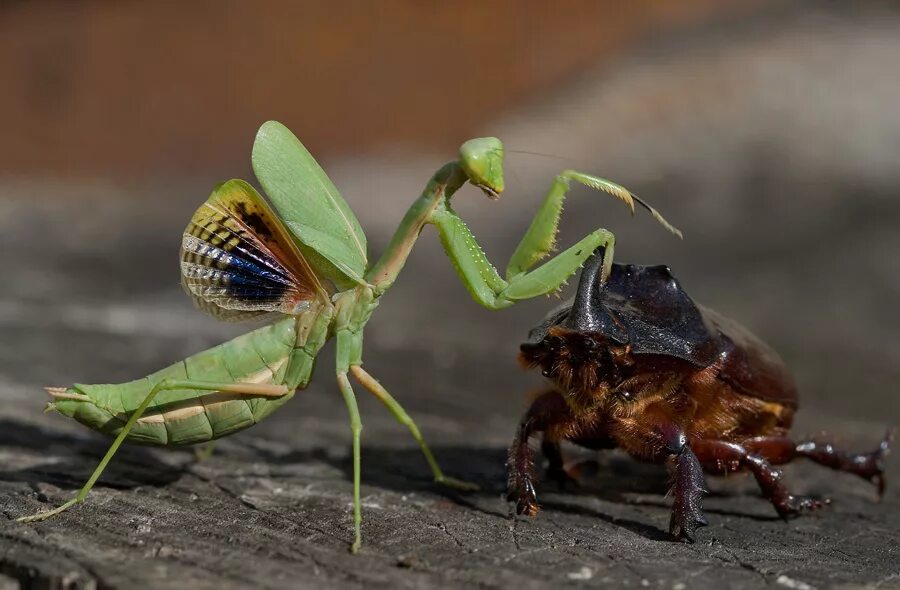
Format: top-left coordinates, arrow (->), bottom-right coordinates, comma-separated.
2,0 -> 897,426
2,1 -> 900,586
2,0 -> 899,431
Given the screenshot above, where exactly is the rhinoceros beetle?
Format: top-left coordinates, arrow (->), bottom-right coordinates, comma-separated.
508,247 -> 892,541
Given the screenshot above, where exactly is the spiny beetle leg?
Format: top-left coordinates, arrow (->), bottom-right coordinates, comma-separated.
507,421 -> 540,517
692,439 -> 830,519
667,445 -> 709,542
507,391 -> 574,517
792,428 -> 894,498
728,430 -> 893,502
648,418 -> 708,542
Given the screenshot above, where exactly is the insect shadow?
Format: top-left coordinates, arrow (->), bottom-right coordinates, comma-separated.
255,443 -> 506,491
250,439 -> 696,538
0,421 -> 780,535
535,499 -> 672,542
0,420 -> 182,492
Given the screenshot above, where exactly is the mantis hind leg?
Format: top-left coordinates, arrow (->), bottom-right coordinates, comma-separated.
17,379 -> 288,523
349,365 -> 478,491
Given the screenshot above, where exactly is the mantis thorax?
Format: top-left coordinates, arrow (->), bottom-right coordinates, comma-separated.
332,284 -> 379,335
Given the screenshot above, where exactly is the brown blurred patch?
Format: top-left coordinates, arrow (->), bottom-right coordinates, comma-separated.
1,0 -> 769,179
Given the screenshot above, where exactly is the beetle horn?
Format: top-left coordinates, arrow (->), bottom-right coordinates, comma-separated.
565,246 -> 606,331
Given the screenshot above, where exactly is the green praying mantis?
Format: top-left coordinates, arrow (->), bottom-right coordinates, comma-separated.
18,121 -> 680,552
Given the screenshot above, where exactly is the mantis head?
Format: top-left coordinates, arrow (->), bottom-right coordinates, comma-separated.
459,137 -> 505,199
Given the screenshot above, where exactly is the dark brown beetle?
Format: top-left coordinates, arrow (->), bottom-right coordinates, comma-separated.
508,248 -> 892,541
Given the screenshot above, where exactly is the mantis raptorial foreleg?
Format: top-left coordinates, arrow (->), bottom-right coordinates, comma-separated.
349,365 -> 478,491
335,371 -> 363,554
507,170 -> 680,280
429,169 -> 678,310
18,380 -> 289,523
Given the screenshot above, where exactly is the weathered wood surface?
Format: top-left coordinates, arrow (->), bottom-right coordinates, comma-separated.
2,6 -> 900,589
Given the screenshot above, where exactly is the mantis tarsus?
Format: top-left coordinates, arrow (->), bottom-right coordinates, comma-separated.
18,122 -> 680,552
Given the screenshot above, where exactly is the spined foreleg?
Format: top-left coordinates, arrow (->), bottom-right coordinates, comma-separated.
692,439 -> 829,518
651,422 -> 708,542
612,408 -> 709,541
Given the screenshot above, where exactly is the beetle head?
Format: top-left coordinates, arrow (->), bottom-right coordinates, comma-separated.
520,327 -> 633,397
459,137 -> 505,199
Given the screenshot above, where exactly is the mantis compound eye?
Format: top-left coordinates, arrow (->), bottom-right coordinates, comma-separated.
459,137 -> 505,198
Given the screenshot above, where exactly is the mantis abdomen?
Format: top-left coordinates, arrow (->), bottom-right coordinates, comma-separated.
47,315 -> 316,446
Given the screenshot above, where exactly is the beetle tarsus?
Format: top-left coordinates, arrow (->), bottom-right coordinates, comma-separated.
774,494 -> 831,519
508,478 -> 541,517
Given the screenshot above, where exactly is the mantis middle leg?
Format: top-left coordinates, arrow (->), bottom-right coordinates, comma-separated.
18,380 -> 288,523
350,364 -> 478,491
336,371 -> 363,553
429,170 -> 681,310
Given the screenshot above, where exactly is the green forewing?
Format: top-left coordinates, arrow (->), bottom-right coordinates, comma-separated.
252,121 -> 368,289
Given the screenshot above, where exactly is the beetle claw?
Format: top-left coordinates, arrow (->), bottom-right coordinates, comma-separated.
508,478 -> 540,517
669,513 -> 707,543
776,495 -> 831,519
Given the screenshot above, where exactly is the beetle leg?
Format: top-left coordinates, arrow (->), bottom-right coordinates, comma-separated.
794,429 -> 893,497
692,439 -> 830,519
739,429 -> 893,498
540,438 -> 579,490
507,390 -> 573,517
609,405 -> 708,541
508,419 -> 540,516
652,422 -> 708,542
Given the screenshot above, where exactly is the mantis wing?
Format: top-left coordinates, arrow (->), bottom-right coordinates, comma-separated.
252,121 -> 368,290
181,179 -> 329,321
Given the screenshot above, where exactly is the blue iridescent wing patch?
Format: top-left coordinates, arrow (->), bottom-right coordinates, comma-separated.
180,179 -> 328,321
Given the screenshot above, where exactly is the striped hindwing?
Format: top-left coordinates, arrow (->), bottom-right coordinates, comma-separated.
180,179 -> 328,321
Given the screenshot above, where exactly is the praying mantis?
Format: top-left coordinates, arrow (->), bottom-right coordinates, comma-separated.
18,121 -> 680,552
